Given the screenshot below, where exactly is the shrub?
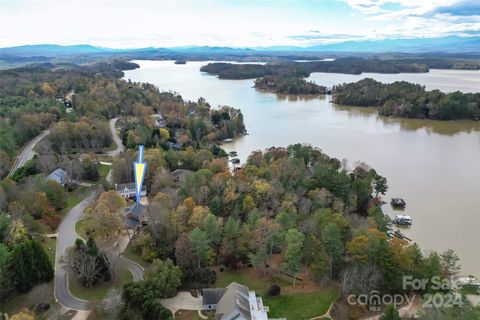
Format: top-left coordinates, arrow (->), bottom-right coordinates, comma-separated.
266,284 -> 281,297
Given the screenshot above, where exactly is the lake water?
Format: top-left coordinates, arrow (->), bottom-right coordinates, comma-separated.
124,60 -> 480,279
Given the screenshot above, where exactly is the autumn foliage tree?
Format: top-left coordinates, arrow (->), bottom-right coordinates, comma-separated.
84,191 -> 126,240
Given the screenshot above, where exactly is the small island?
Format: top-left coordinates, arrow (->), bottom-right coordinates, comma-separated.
332,78 -> 480,120
254,75 -> 327,95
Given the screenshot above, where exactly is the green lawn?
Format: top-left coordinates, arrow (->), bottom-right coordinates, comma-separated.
123,242 -> 151,269
41,237 -> 57,264
263,288 -> 338,319
75,219 -> 87,239
64,186 -> 90,213
68,268 -> 133,301
215,269 -> 292,293
98,164 -> 111,180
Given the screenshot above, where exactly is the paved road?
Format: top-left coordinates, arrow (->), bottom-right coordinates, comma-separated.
54,188 -> 144,310
106,118 -> 124,157
7,130 -> 49,177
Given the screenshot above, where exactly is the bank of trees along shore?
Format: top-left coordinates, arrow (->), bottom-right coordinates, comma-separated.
333,78 -> 480,120
203,60 -> 480,120
107,142 -> 472,318
254,75 -> 327,95
201,57 -> 480,80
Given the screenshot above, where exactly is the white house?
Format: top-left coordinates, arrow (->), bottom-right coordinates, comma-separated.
115,182 -> 147,199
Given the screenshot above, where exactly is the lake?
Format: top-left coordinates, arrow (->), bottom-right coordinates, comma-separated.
124,60 -> 480,279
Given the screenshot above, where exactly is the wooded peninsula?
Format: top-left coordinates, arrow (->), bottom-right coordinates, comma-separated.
201,58 -> 480,79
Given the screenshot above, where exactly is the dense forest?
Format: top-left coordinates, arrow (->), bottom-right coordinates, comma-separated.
254,75 -> 327,95
0,60 -> 245,177
106,143 -> 475,319
332,78 -> 480,120
200,57 -> 480,79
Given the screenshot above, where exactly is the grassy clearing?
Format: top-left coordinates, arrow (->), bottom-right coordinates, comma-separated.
64,186 -> 90,213
123,242 -> 151,269
214,269 -> 292,294
68,268 -> 133,301
41,237 -> 56,264
263,288 -> 338,319
75,219 -> 87,239
98,164 -> 111,180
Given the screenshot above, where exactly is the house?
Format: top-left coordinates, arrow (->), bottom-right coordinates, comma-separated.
170,169 -> 192,183
166,141 -> 183,151
202,282 -> 269,320
125,203 -> 148,228
115,183 -> 147,199
154,114 -> 167,128
46,168 -> 69,186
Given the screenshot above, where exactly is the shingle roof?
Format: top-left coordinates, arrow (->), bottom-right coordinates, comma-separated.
214,282 -> 251,320
203,288 -> 227,305
127,203 -> 147,218
46,168 -> 68,184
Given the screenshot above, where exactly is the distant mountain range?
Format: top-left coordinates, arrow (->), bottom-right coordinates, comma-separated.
258,36 -> 480,53
1,36 -> 479,57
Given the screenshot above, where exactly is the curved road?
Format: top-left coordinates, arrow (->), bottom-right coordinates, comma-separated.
106,118 -> 124,157
54,187 -> 144,310
7,130 -> 50,177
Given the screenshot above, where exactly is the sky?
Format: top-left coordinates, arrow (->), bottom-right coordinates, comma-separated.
0,0 -> 479,48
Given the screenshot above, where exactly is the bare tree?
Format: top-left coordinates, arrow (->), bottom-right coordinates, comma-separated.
340,264 -> 382,296
68,249 -> 102,288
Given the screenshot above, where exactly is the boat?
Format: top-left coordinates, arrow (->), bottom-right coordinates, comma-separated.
394,214 -> 412,226
230,158 -> 240,164
229,151 -> 238,157
224,138 -> 233,143
393,230 -> 411,241
391,198 -> 406,208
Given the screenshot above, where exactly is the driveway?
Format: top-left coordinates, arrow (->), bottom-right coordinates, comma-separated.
160,292 -> 203,315
7,130 -> 49,177
106,118 -> 124,157
54,187 -> 144,310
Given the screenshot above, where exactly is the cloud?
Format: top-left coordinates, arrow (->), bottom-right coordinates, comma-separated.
432,1 -> 480,16
345,0 -> 462,15
344,0 -> 480,40
287,33 -> 362,40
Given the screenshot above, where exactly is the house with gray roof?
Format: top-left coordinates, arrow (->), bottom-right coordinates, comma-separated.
202,282 -> 269,320
46,168 -> 69,186
124,203 -> 148,228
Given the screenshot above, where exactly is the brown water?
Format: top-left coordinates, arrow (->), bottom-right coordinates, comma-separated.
124,60 -> 480,279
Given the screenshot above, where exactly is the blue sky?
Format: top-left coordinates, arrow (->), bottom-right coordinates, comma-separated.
0,0 -> 479,48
